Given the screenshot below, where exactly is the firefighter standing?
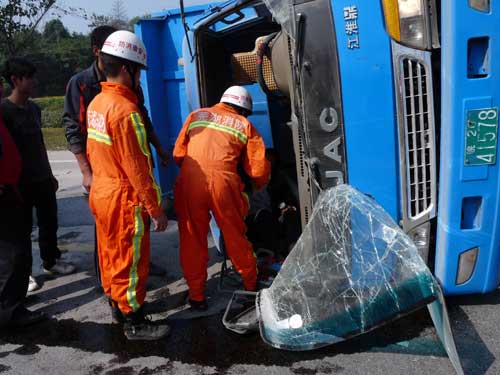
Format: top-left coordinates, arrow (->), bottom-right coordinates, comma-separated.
86,30 -> 169,340
174,86 -> 271,310
62,26 -> 169,292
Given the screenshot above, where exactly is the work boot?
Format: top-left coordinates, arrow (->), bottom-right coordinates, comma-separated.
122,308 -> 170,341
10,305 -> 47,328
108,298 -> 124,324
188,299 -> 208,312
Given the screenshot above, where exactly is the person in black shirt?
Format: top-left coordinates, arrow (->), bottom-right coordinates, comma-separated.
1,58 -> 76,284
0,83 -> 46,327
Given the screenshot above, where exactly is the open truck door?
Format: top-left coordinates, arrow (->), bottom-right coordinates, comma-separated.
135,4 -> 220,197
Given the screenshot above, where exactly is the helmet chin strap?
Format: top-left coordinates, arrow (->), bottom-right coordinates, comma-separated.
125,64 -> 138,92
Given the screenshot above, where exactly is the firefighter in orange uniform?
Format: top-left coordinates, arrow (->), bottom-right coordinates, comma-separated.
86,30 -> 169,340
174,86 -> 271,310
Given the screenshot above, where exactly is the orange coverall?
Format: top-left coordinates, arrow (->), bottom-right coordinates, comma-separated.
173,102 -> 270,301
87,82 -> 162,314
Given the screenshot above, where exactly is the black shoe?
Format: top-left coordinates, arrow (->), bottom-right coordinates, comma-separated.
188,299 -> 208,311
108,298 -> 124,324
10,306 -> 47,327
123,309 -> 170,341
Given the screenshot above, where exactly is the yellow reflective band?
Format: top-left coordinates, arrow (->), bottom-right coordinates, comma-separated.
381,0 -> 401,42
88,128 -> 112,146
187,120 -> 248,144
242,191 -> 250,212
127,206 -> 144,312
130,112 -> 162,205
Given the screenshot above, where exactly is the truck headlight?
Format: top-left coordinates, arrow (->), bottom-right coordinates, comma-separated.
381,0 -> 431,50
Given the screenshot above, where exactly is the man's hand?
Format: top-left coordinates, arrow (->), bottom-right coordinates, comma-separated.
75,153 -> 93,192
82,170 -> 93,192
152,212 -> 168,232
51,175 -> 59,192
157,148 -> 170,168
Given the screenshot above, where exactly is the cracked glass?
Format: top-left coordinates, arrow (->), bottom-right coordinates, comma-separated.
257,184 -> 438,350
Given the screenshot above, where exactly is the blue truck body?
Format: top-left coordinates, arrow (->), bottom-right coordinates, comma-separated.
136,0 -> 500,295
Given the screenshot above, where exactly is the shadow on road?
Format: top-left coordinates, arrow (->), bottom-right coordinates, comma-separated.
447,288 -> 500,307
1,290 -> 493,374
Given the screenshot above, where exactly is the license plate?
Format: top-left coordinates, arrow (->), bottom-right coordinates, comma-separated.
464,108 -> 499,166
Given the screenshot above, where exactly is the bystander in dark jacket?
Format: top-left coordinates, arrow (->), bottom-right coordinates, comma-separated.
0,84 -> 46,328
63,26 -> 169,193
1,58 -> 75,279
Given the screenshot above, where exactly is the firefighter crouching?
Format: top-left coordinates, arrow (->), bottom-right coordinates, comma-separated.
173,85 -> 271,311
86,30 -> 169,341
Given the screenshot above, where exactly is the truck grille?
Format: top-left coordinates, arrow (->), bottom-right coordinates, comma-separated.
402,58 -> 434,219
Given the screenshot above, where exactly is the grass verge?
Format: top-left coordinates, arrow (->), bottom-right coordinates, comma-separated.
42,128 -> 67,151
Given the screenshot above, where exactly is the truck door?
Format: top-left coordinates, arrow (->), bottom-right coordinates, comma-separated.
135,4 -> 220,195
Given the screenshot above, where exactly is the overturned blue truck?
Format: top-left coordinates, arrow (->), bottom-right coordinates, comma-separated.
136,0 -> 500,297
133,1 -> 499,369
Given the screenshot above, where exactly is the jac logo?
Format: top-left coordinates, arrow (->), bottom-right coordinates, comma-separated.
320,107 -> 344,185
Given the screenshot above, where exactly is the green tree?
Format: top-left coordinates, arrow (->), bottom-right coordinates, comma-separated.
43,19 -> 70,41
0,0 -> 56,56
88,13 -> 112,29
26,30 -> 92,97
89,0 -> 130,31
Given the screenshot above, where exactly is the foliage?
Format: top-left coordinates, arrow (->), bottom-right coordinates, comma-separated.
0,0 -> 148,97
0,1 -> 92,97
0,19 -> 92,97
110,0 -> 127,24
0,0 -> 56,56
42,127 -> 66,150
34,96 -> 64,128
43,19 -> 69,40
88,13 -> 112,29
34,95 -> 63,113
27,29 -> 92,96
89,0 -> 130,31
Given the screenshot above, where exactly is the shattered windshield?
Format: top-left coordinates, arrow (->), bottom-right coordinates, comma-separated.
257,185 -> 438,350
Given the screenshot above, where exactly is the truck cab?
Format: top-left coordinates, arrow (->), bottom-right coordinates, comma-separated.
136,0 -> 500,295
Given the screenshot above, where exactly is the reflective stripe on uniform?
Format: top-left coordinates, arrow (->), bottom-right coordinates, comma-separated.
241,191 -> 250,214
127,206 -> 144,312
130,112 -> 162,205
187,120 -> 248,144
88,128 -> 112,145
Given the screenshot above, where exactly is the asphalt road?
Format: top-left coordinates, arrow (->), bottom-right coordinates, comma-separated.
0,151 -> 499,375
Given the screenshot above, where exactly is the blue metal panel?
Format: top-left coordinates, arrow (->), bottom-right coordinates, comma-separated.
135,4 -> 221,195
183,32 -> 201,113
331,0 -> 400,220
210,6 -> 258,32
246,84 -> 273,147
436,2 -> 500,294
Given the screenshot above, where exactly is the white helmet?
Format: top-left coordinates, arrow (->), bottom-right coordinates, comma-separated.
220,86 -> 253,113
101,30 -> 148,69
